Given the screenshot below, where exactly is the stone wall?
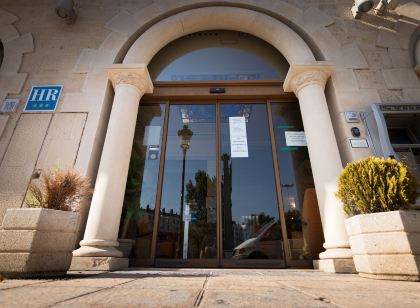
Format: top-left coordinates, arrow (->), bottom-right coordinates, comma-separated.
0,0 -> 419,226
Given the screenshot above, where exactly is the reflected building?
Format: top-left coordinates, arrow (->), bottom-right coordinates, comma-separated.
221,153 -> 233,252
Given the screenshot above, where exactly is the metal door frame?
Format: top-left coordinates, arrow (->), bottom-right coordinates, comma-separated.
138,82 -> 310,268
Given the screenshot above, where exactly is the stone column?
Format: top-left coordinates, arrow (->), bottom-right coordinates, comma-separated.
284,63 -> 355,273
71,64 -> 153,270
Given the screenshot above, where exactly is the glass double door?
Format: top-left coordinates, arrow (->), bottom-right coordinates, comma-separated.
121,101 -> 319,268
156,101 -> 285,267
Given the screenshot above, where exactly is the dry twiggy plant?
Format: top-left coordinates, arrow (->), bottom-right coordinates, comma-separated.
26,167 -> 91,212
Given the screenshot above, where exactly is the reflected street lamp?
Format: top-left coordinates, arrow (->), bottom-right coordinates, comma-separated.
281,184 -> 294,210
178,125 -> 193,259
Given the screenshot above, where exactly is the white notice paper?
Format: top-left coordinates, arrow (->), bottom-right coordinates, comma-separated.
285,131 -> 307,146
229,117 -> 248,158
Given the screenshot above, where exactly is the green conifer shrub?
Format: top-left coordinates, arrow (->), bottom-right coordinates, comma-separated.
336,157 -> 418,215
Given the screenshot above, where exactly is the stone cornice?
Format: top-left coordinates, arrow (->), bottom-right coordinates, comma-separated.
106,64 -> 153,94
283,62 -> 335,94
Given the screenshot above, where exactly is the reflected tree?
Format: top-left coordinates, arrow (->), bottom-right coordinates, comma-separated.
185,170 -> 217,258
257,212 -> 275,225
119,158 -> 144,239
221,153 -> 233,251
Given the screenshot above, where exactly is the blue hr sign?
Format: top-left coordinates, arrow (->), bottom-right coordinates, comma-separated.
24,85 -> 63,112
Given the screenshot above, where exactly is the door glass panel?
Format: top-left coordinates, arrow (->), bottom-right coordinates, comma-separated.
157,104 -> 217,259
271,103 -> 324,260
220,104 -> 284,260
119,104 -> 166,262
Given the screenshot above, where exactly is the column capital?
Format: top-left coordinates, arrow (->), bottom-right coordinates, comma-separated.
283,62 -> 335,94
105,64 -> 154,94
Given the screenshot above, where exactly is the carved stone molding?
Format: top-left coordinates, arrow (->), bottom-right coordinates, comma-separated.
110,72 -> 149,94
289,70 -> 329,94
283,63 -> 335,95
106,64 -> 153,95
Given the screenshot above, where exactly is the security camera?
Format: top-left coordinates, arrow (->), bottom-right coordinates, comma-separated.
55,0 -> 77,24
351,0 -> 375,18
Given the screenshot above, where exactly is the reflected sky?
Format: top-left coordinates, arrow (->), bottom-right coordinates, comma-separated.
155,47 -> 281,81
220,104 -> 279,223
133,104 -> 165,211
160,105 -> 217,215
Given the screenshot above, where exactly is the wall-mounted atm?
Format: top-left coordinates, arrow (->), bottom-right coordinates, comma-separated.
363,103 -> 420,208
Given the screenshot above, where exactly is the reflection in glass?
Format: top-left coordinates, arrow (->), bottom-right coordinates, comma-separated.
118,104 -> 165,261
220,104 -> 284,260
271,103 -> 324,260
149,30 -> 289,81
157,105 -> 217,259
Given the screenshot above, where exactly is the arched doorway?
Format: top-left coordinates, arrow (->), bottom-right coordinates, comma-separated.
117,30 -> 324,268
72,6 -> 352,272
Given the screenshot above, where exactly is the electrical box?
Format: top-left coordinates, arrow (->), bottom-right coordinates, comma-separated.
344,111 -> 360,123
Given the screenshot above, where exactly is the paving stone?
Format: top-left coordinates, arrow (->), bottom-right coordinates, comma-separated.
117,275 -> 207,289
282,280 -> 420,308
206,275 -> 283,289
1,269 -> 420,307
0,279 -> 49,290
42,277 -> 135,288
54,286 -> 201,307
199,288 -> 334,308
0,286 -> 103,307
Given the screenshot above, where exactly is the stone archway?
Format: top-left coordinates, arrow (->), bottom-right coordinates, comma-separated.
72,6 -> 353,273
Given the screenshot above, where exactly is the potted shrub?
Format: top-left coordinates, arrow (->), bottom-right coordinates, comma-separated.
337,157 -> 420,281
0,166 -> 91,278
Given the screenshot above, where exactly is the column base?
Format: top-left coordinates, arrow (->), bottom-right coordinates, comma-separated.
313,258 -> 356,273
70,256 -> 129,271
319,244 -> 353,259
72,245 -> 123,257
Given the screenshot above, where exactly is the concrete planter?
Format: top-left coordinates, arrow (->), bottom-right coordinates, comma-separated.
345,210 -> 420,281
0,208 -> 80,278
